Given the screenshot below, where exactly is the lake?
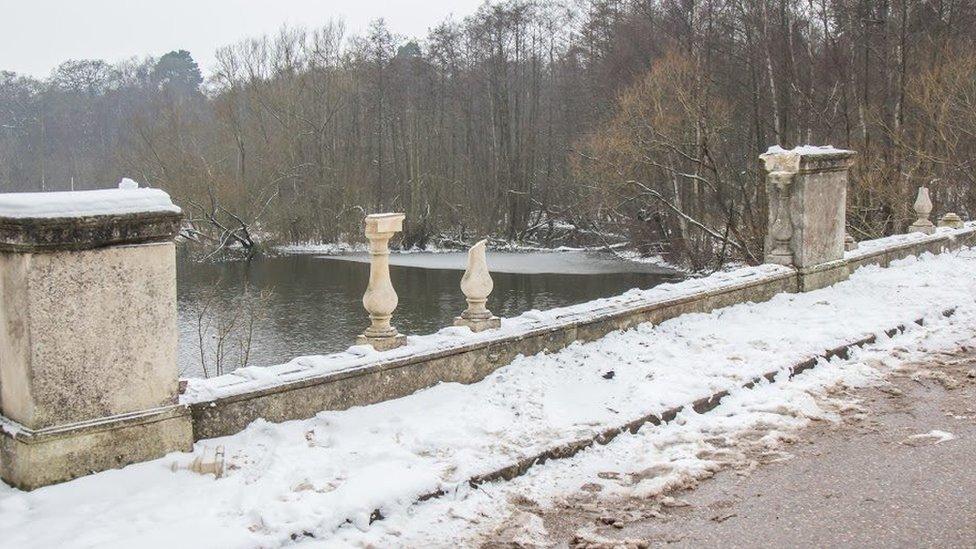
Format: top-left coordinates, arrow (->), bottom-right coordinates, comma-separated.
176,251 -> 681,378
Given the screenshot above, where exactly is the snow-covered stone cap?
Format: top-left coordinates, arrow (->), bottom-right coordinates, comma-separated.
760,145 -> 856,174
0,179 -> 181,219
0,179 -> 182,252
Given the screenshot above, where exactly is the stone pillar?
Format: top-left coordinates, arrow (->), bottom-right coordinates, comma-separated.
455,240 -> 501,332
760,145 -> 856,291
0,185 -> 192,490
356,213 -> 407,351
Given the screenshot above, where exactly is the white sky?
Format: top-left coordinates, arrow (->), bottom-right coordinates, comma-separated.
0,0 -> 486,78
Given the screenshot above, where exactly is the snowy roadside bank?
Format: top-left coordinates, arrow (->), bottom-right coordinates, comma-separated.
1,249 -> 974,548
343,299 -> 976,548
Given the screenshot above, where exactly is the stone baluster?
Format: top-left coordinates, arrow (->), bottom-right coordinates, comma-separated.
356,213 -> 407,351
938,212 -> 964,229
909,187 -> 935,234
455,240 -> 501,332
844,232 -> 858,251
766,171 -> 795,266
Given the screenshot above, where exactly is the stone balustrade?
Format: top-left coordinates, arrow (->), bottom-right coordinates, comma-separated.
1,151 -> 973,489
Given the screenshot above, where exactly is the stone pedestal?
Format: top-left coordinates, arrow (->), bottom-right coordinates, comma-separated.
0,187 -> 192,490
356,213 -> 407,351
939,213 -> 964,229
760,146 -> 856,291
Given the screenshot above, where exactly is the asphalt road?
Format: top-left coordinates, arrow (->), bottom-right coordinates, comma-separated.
547,347 -> 976,548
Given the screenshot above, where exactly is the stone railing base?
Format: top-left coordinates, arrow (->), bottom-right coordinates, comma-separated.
0,405 -> 192,491
355,333 -> 407,351
454,316 -> 502,332
797,258 -> 850,292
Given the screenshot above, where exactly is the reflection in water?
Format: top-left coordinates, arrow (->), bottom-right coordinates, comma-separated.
177,253 -> 680,378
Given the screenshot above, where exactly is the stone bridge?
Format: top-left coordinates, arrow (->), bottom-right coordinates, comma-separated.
0,145 -> 972,490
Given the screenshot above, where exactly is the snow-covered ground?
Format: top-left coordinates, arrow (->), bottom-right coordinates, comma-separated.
344,302 -> 976,548
2,248 -> 975,548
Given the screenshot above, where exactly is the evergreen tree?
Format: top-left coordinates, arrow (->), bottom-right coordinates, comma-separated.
151,50 -> 203,96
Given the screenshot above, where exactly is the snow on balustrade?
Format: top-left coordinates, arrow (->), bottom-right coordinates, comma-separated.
846,222 -> 976,261
763,144 -> 855,156
0,179 -> 180,218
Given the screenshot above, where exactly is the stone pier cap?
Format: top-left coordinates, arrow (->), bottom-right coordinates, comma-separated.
365,212 -> 405,236
0,182 -> 182,252
760,145 -> 856,173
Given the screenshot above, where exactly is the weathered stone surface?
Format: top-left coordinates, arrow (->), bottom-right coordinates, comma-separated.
0,243 -> 180,428
0,405 -> 191,491
761,147 -> 855,269
797,259 -> 850,292
0,198 -> 191,490
939,212 -> 964,230
455,316 -> 502,332
760,146 -> 856,290
764,171 -> 796,266
354,333 -> 407,351
0,211 -> 181,253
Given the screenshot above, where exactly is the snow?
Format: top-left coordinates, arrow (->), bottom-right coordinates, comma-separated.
847,222 -> 976,260
0,180 -> 180,219
906,430 -> 956,444
274,241 -> 366,255
345,312 -> 971,548
0,416 -> 22,437
764,144 -> 854,156
117,178 -> 139,190
2,245 -> 974,548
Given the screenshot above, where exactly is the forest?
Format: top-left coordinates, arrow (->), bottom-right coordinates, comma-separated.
1,0 -> 974,268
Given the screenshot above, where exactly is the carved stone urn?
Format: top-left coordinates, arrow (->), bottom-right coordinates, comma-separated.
455,239 -> 501,332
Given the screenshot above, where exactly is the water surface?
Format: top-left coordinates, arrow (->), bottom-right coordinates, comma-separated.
177,251 -> 680,378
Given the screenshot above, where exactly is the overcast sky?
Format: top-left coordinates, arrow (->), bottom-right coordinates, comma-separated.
0,0 -> 486,78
